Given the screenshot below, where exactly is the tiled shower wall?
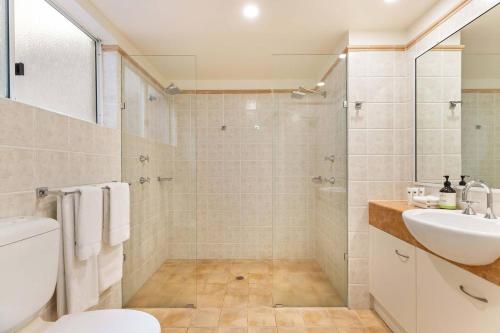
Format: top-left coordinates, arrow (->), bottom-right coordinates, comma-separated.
461,92 -> 500,186
0,50 -> 123,317
194,93 -> 275,259
347,50 -> 413,308
416,49 -> 462,183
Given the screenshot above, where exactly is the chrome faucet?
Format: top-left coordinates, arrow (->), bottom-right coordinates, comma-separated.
462,180 -> 497,219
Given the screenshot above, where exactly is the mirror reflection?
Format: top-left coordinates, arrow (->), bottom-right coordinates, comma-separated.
415,4 -> 500,187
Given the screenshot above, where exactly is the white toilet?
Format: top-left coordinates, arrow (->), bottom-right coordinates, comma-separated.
0,217 -> 160,333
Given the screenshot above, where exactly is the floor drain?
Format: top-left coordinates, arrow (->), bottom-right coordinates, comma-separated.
236,276 -> 245,280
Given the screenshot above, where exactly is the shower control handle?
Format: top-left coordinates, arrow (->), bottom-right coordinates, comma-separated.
312,176 -> 323,184
139,177 -> 150,184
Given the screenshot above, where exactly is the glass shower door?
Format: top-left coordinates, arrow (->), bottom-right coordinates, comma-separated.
121,55 -> 198,308
272,54 -> 348,307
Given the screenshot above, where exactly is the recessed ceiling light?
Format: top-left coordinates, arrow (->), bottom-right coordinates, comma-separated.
338,53 -> 347,59
243,4 -> 260,19
384,0 -> 398,3
316,82 -> 325,87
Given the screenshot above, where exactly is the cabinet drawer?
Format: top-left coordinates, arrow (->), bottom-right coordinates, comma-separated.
416,249 -> 500,333
369,226 -> 416,333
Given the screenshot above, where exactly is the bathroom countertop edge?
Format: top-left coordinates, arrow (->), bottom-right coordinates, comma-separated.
369,200 -> 500,287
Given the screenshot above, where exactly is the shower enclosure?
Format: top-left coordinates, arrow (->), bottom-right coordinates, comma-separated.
120,53 -> 348,309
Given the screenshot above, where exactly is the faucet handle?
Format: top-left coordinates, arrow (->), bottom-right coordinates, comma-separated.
462,200 -> 477,216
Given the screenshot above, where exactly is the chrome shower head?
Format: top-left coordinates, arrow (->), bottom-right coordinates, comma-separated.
165,83 -> 181,95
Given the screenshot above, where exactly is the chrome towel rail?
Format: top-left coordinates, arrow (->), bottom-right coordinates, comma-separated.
36,183 -> 118,199
158,177 -> 174,182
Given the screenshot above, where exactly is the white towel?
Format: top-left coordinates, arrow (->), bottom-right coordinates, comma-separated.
56,190 -> 99,317
98,187 -> 124,293
102,182 -> 130,246
75,186 -> 103,261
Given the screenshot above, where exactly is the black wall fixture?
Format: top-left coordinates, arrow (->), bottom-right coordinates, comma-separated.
15,62 -> 24,76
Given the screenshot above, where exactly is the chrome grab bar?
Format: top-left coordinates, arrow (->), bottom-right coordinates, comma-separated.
460,285 -> 488,303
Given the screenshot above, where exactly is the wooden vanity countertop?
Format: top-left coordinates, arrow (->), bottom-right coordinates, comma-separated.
369,200 -> 500,286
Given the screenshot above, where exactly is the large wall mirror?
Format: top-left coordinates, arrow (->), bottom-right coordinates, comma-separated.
415,4 -> 500,187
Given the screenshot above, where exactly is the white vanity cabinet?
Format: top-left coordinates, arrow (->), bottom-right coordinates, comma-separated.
370,227 -> 500,333
369,226 -> 416,333
416,249 -> 500,333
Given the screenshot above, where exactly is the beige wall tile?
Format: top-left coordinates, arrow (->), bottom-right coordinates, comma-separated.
0,98 -> 35,147
0,147 -> 35,193
34,109 -> 69,151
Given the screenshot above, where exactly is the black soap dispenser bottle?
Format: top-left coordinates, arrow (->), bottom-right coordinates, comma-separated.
439,175 -> 457,210
459,175 -> 469,186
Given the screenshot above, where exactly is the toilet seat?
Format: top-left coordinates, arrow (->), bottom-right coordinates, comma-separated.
44,309 -> 160,333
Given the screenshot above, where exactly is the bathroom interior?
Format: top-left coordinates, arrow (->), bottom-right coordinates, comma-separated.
0,0 -> 499,333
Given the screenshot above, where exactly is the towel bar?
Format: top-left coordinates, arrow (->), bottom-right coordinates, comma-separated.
36,185 -> 114,199
158,177 -> 174,182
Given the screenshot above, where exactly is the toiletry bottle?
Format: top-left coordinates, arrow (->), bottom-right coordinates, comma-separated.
459,175 -> 469,186
439,175 -> 457,210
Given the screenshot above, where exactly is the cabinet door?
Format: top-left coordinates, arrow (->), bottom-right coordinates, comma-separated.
417,249 -> 500,333
369,226 -> 416,333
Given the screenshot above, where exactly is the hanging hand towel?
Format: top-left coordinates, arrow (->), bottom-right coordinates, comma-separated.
98,187 -> 124,293
56,190 -> 99,316
101,182 -> 130,246
75,186 -> 103,261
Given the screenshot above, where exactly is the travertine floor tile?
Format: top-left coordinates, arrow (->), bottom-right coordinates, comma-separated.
275,309 -> 304,327
217,328 -> 248,333
223,294 -> 248,308
163,329 -> 188,333
276,328 -> 307,333
191,308 -> 221,328
219,308 -> 248,327
248,327 -> 277,333
161,309 -> 194,328
126,259 -> 342,309
188,328 -> 217,333
300,309 -> 336,327
247,307 -> 276,327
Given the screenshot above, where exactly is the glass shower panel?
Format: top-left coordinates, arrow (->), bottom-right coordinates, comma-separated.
272,54 -> 348,307
121,55 -> 197,308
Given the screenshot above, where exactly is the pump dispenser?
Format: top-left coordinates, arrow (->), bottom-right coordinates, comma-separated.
439,175 -> 457,209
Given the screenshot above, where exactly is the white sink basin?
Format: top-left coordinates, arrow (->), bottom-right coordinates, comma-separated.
402,209 -> 500,266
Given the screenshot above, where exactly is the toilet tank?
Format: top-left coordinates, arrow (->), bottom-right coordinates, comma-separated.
0,217 -> 60,333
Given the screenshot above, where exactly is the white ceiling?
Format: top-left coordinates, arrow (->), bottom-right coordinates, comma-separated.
89,0 -> 441,84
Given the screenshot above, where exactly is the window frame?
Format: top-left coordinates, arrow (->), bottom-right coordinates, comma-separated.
7,0 -> 102,123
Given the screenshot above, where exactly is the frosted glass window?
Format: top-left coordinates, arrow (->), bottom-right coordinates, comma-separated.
13,0 -> 96,122
146,85 -> 170,144
122,64 -> 145,137
0,0 -> 8,97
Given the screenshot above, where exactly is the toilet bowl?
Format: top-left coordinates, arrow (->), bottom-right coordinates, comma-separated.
46,309 -> 160,333
0,217 -> 160,333
19,310 -> 160,333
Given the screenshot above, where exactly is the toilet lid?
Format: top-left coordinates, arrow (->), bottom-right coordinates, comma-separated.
45,309 -> 160,333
